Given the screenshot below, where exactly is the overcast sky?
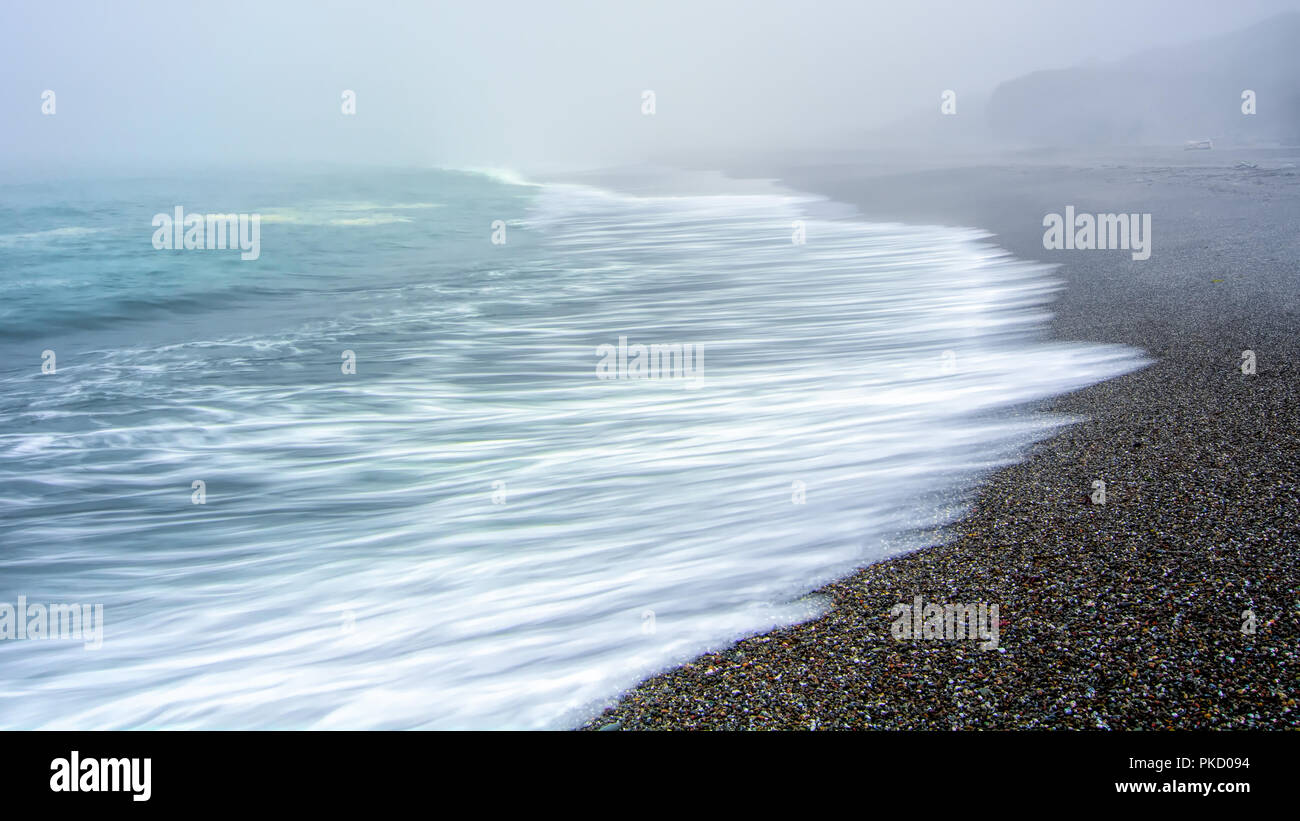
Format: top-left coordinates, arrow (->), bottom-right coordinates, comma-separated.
2,0 -> 1298,175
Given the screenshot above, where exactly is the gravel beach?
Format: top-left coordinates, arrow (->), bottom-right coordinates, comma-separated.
586,149 -> 1300,730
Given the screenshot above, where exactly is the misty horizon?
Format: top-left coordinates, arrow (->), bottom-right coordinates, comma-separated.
4,0 -> 1300,179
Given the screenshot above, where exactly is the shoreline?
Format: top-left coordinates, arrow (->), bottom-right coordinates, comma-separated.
583,149 -> 1300,729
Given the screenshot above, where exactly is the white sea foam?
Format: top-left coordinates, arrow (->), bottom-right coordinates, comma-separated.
0,226 -> 101,247
258,202 -> 438,225
455,166 -> 543,187
0,179 -> 1146,729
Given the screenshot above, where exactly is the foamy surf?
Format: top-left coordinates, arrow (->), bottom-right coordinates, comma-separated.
0,170 -> 1145,729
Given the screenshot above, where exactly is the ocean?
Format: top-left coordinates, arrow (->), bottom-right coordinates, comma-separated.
0,167 -> 1144,728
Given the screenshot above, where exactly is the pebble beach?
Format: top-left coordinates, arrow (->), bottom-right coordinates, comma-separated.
586,150 -> 1300,730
